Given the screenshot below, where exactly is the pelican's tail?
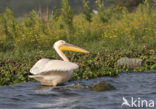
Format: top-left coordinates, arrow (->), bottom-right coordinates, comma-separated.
29,75 -> 37,78
29,75 -> 43,81
29,75 -> 43,79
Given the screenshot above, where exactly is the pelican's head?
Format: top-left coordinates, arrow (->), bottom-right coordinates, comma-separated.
54,40 -> 89,53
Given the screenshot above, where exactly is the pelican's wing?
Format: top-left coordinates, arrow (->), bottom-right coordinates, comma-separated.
30,59 -> 79,75
30,59 -> 51,75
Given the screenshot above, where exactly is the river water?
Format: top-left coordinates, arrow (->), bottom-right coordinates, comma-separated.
0,71 -> 156,109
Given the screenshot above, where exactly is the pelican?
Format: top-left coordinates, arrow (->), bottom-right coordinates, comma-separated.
29,40 -> 89,86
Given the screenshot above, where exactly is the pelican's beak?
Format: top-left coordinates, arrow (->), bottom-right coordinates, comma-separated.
59,43 -> 89,53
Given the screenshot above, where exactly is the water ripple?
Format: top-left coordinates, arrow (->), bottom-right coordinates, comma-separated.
0,71 -> 156,109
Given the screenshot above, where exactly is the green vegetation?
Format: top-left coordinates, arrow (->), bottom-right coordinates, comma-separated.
0,0 -> 156,85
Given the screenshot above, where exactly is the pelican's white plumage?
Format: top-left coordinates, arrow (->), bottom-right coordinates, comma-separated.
30,59 -> 79,74
29,40 -> 89,86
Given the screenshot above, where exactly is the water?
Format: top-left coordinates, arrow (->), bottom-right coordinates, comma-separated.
0,71 -> 156,109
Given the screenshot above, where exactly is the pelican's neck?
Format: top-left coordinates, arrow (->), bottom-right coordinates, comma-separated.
54,46 -> 69,62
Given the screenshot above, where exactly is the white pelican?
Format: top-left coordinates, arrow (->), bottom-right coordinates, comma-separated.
29,40 -> 89,86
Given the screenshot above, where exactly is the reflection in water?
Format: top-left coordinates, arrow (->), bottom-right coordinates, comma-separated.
0,71 -> 156,109
37,97 -> 81,109
36,85 -> 54,90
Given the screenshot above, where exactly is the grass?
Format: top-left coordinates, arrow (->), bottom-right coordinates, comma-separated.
0,0 -> 156,85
